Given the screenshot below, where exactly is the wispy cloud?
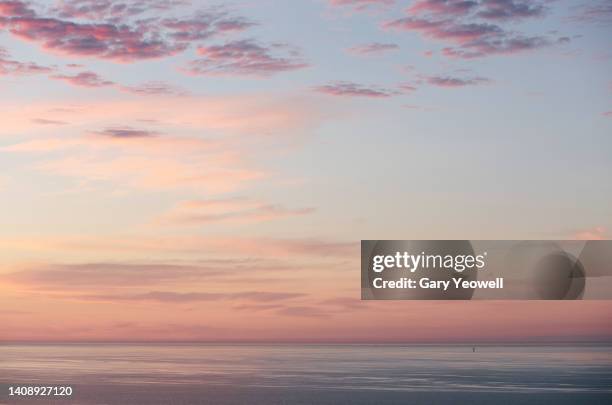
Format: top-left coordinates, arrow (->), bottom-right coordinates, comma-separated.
95,127 -> 159,138
52,0 -> 191,21
1,92 -> 328,190
347,42 -> 399,55
314,81 -> 399,98
120,81 -> 188,96
567,1 -> 612,25
424,74 -> 490,87
4,262 -> 227,288
159,198 -> 315,226
1,94 -> 325,139
0,46 -> 53,75
73,291 -> 306,304
30,118 -> 68,125
3,129 -> 262,191
51,71 -> 114,87
2,46 -> 190,94
0,235 -> 359,259
187,40 -> 308,76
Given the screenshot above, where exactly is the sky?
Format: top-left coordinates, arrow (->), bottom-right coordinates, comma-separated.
0,0 -> 611,342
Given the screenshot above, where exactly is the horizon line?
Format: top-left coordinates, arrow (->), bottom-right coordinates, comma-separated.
2,340 -> 611,345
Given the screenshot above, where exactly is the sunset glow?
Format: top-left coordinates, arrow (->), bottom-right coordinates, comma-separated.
1,0 -> 611,343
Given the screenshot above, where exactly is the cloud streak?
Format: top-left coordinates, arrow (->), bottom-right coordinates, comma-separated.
1,234 -> 359,259
95,127 -> 159,139
0,90 -> 329,191
187,40 -> 308,76
4,262 -> 226,288
314,81 -> 399,98
347,42 -> 399,55
51,71 -> 114,87
120,81 -> 188,96
0,46 -> 52,75
159,198 -> 315,225
1,46 -> 189,94
30,118 -> 68,125
74,290 -> 306,303
568,1 -> 612,24
425,74 -> 490,87
4,130 -> 263,191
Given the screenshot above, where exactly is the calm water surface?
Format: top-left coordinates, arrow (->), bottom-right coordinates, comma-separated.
1,344 -> 611,404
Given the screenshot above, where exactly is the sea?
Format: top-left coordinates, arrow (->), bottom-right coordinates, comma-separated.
1,343 -> 611,404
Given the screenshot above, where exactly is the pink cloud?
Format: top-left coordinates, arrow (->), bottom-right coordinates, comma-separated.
73,291 -> 305,304
425,74 -> 490,87
0,0 -> 256,62
0,234 -> 358,259
4,263 -> 221,288
385,1 -> 554,59
120,81 -> 188,96
0,0 -> 33,17
0,95 -> 325,138
158,198 -> 315,225
0,46 -> 53,75
51,71 -> 114,87
2,46 -> 187,94
314,81 -> 399,98
3,124 -> 264,192
603,111 -> 612,117
398,83 -> 417,93
43,68 -> 187,94
93,127 -> 158,138
188,40 -> 308,76
30,118 -> 68,125
5,301 -> 612,342
385,17 -> 502,44
347,42 -> 399,55
408,0 -> 546,21
2,257 -> 304,290
37,150 -> 262,192
3,17 -> 184,62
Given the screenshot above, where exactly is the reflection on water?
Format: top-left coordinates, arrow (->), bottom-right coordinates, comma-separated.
1,344 -> 611,392
1,344 -> 611,404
